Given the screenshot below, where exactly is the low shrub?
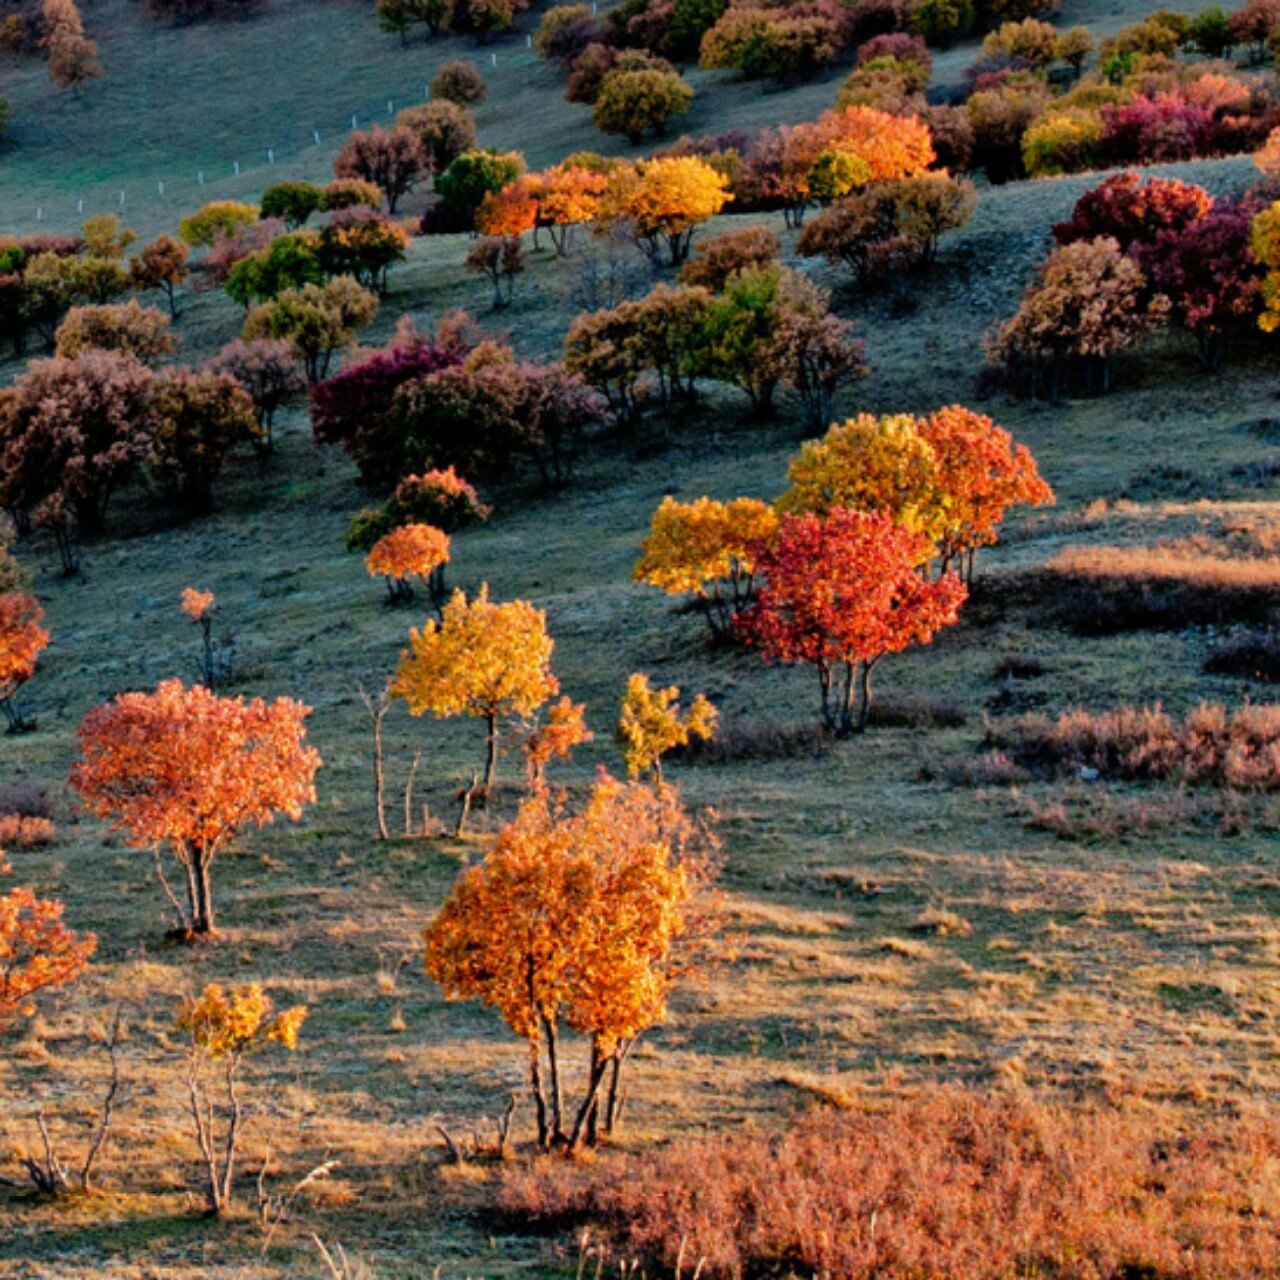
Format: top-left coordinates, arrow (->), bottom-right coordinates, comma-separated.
988,700 -> 1280,788
500,1090 -> 1280,1279
1205,629 -> 1280,681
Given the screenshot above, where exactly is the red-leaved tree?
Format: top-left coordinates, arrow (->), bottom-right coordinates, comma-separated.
740,508 -> 966,736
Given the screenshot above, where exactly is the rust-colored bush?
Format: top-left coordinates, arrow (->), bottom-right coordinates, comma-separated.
989,700 -> 1280,789
0,814 -> 55,848
500,1090 -> 1280,1279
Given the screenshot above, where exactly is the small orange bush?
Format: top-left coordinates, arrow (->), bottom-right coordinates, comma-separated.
0,814 -> 55,848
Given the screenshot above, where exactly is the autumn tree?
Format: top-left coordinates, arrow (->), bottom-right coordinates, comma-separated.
243,276 -> 379,381
592,67 -> 693,143
0,858 -> 95,1035
71,680 -> 321,937
366,523 -> 451,608
985,236 -> 1167,397
780,410 -> 1053,578
1249,200 -> 1280,336
635,496 -> 778,638
680,223 -> 781,290
618,674 -> 716,783
178,201 -> 259,249
1052,172 -> 1213,254
534,163 -> 609,254
599,156 -> 732,264
740,508 -> 967,735
347,466 -> 490,551
0,592 -> 49,732
181,587 -> 218,688
129,234 -> 191,317
175,984 -> 306,1215
391,586 -> 558,790
424,774 -> 718,1151
521,696 -> 592,791
432,59 -> 487,104
466,235 -> 524,308
396,100 -> 477,175
42,0 -> 100,89
333,126 -> 429,214
433,149 -> 526,232
0,350 -> 154,539
55,300 -> 175,362
317,209 -> 409,294
149,369 -> 261,514
205,337 -> 306,450
476,180 -> 540,239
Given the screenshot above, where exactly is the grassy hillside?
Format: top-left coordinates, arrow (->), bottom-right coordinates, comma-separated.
4,116 -> 1280,1275
5,0 -> 1280,1270
0,0 -> 1223,237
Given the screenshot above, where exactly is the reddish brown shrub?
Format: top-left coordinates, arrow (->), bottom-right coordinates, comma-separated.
501,1090 -> 1280,1279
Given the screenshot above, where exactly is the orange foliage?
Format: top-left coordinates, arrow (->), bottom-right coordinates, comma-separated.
180,586 -> 215,621
535,164 -> 609,253
522,695 -> 593,791
634,496 -> 778,637
365,523 -> 451,607
0,592 -> 49,705
476,179 -> 540,238
0,857 -> 95,1033
71,679 -> 321,935
424,773 -> 718,1151
600,157 -> 733,264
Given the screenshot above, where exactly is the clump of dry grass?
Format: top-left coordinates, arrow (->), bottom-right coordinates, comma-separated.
988,702 -> 1280,789
1020,788 -> 1258,840
0,813 -> 56,848
1014,544 -> 1280,633
499,1089 -> 1280,1280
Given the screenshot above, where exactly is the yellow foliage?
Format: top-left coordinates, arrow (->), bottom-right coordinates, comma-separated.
618,673 -> 717,781
175,983 -> 307,1059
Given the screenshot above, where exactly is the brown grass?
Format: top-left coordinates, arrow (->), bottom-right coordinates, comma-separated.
499,1089 -> 1280,1280
988,702 -> 1280,788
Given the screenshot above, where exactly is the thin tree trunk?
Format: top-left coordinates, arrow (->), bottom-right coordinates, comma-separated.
483,712 -> 499,790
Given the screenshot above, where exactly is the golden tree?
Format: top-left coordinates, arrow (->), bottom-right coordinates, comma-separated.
175,984 -> 307,1215
71,680 -> 321,937
600,157 -> 732,264
391,586 -> 558,790
424,774 -> 719,1152
365,523 -> 451,609
634,496 -> 778,638
618,674 -> 716,784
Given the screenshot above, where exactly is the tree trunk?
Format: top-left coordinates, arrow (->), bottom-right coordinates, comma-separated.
483,712 -> 499,790
192,849 -> 215,934
855,659 -> 877,735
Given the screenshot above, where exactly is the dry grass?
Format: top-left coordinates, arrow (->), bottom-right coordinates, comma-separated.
989,702 -> 1280,789
499,1089 -> 1280,1280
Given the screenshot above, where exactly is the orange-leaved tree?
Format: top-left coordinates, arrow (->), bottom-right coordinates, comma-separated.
0,591 -> 49,733
1,858 -> 96,1036
424,773 -> 719,1152
391,585 -> 558,790
634,496 -> 779,639
366,523 -> 451,609
521,695 -> 592,792
778,410 -> 1053,580
917,405 -> 1054,579
476,178 -> 540,239
618,674 -> 716,784
71,680 -> 321,937
740,508 -> 966,736
534,163 -> 609,254
175,983 -> 307,1215
180,586 -> 218,688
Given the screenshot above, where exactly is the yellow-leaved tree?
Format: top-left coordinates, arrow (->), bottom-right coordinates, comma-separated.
634,495 -> 778,638
424,774 -> 720,1152
391,585 -> 558,790
175,983 -> 307,1216
600,156 -> 732,264
618,673 -> 717,784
